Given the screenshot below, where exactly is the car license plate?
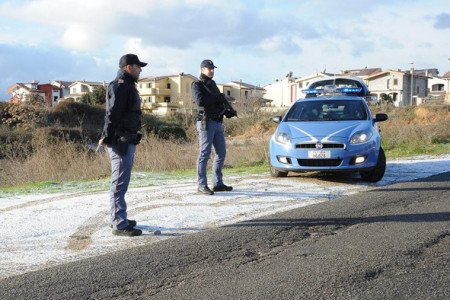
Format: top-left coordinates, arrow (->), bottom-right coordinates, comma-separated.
308,150 -> 331,159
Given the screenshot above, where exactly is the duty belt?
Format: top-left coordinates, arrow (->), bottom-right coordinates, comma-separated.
206,113 -> 222,121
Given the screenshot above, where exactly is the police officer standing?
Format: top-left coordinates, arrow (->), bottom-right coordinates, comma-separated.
192,59 -> 233,195
98,54 -> 147,236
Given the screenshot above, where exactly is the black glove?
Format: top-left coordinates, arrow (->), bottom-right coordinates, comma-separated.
224,107 -> 237,118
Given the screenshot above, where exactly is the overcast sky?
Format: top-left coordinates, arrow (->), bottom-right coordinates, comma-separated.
1,0 -> 450,100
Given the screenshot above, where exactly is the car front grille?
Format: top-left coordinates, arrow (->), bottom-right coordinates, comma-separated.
296,143 -> 345,149
298,159 -> 343,167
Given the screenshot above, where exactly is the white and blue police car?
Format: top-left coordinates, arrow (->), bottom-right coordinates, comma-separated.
269,77 -> 388,182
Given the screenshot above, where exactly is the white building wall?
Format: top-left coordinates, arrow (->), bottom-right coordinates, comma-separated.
264,77 -> 294,107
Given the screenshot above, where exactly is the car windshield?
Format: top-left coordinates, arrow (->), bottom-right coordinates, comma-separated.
284,100 -> 368,121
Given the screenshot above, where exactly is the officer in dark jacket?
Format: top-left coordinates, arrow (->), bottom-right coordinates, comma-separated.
192,59 -> 233,195
98,53 -> 147,236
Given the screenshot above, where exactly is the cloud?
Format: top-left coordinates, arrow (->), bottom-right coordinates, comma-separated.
61,24 -> 107,51
434,12 -> 450,29
0,0 -> 304,52
0,43 -> 116,100
259,35 -> 302,54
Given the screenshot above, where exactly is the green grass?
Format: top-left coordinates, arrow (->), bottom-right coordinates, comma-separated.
384,143 -> 450,158
0,161 -> 270,197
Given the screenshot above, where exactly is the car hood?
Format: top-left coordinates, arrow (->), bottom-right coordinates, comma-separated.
278,121 -> 371,142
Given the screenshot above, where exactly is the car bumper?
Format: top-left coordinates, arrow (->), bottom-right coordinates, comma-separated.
269,138 -> 379,172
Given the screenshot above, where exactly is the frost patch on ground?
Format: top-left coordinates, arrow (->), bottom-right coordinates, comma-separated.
0,155 -> 449,279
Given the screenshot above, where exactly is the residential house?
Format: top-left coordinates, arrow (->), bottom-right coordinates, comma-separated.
263,72 -> 297,107
8,81 -> 44,104
413,68 -> 439,77
443,71 -> 450,103
293,72 -> 334,100
365,69 -> 429,106
7,80 -> 65,107
66,81 -> 105,101
7,80 -> 80,107
137,73 -> 197,115
217,81 -> 266,104
37,83 -> 63,107
428,71 -> 450,103
52,80 -> 74,99
341,67 -> 382,79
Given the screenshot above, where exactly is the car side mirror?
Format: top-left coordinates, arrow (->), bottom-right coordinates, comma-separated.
272,116 -> 282,124
374,113 -> 388,122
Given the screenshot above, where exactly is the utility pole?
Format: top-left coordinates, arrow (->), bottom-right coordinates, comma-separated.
239,79 -> 242,102
448,58 -> 450,93
410,62 -> 414,106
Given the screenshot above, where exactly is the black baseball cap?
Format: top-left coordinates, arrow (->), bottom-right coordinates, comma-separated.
200,59 -> 217,69
119,54 -> 148,68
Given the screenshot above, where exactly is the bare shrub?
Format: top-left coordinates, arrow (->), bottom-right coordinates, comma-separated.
377,104 -> 450,150
226,137 -> 269,166
1,138 -> 110,186
224,96 -> 275,136
134,135 -> 196,172
1,104 -> 448,188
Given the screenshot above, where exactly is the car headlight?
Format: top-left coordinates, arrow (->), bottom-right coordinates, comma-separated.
350,131 -> 372,144
276,132 -> 291,144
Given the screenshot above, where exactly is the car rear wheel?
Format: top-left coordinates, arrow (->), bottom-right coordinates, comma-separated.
270,166 -> 288,177
360,147 -> 386,182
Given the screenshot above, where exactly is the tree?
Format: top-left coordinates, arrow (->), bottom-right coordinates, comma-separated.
380,94 -> 394,106
80,86 -> 106,105
24,92 -> 46,106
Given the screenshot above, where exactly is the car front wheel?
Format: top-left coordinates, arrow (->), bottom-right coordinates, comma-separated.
360,147 -> 386,182
270,166 -> 288,177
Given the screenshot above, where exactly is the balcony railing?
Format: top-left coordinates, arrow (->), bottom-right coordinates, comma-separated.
139,87 -> 171,95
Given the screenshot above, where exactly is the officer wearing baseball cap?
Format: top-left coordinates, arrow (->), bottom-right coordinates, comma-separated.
99,53 -> 148,236
200,59 -> 217,69
119,54 -> 148,68
191,59 -> 234,195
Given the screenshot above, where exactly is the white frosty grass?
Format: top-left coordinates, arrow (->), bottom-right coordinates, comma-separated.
0,155 -> 449,279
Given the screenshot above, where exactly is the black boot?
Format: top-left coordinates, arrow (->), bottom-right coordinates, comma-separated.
112,224 -> 142,237
198,186 -> 214,195
110,219 -> 137,228
213,184 -> 233,192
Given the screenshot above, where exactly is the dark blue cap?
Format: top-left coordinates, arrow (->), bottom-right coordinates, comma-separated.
119,54 -> 148,68
200,59 -> 217,69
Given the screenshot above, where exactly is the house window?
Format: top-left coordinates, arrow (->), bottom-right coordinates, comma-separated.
393,79 -> 398,85
164,96 -> 171,103
386,79 -> 390,89
139,84 -> 143,89
432,84 -> 444,91
72,87 -> 77,93
147,83 -> 152,88
226,90 -> 231,96
53,96 -> 58,102
416,86 -> 419,94
244,91 -> 249,97
167,83 -> 171,89
298,82 -> 303,88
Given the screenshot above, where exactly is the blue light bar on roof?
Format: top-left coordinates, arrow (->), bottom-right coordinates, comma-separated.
303,86 -> 362,95
302,88 -> 323,94
336,87 -> 362,93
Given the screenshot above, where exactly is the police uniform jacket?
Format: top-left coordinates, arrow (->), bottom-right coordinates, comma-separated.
102,69 -> 142,145
191,74 -> 225,118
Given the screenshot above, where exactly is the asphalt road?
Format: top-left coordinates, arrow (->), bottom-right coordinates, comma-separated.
1,172 -> 449,300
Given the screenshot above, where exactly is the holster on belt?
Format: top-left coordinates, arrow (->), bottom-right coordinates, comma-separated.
113,132 -> 142,156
